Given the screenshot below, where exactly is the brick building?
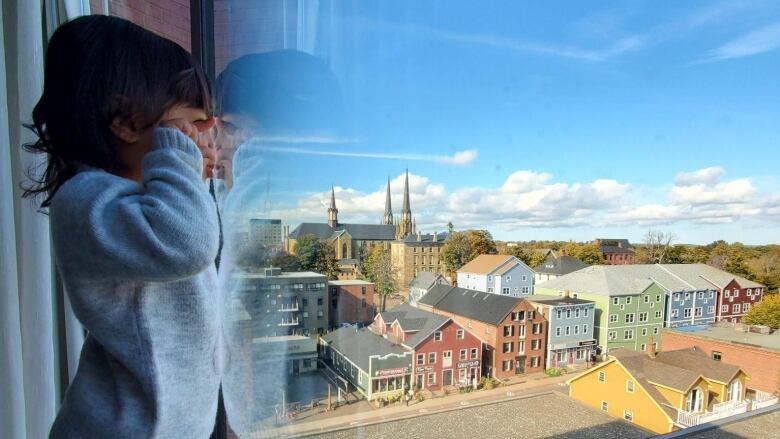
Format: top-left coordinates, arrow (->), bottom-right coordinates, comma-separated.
662,324 -> 780,394
374,304 -> 483,390
328,280 -> 375,328
417,285 -> 547,379
593,239 -> 635,265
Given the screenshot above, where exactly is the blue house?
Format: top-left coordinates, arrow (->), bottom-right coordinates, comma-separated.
529,294 -> 597,369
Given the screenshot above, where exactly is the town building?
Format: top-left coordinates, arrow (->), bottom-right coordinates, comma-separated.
390,231 -> 450,295
320,327 -> 413,401
593,239 -> 635,265
285,172 -> 417,279
328,279 -> 375,328
236,268 -> 329,337
456,254 -> 535,297
529,294 -> 596,369
567,345 -> 752,434
373,304 -> 483,390
533,254 -> 589,284
408,272 -> 450,306
662,323 -> 780,394
417,285 -> 547,379
656,264 -> 765,323
249,218 -> 283,249
252,335 -> 318,376
536,266 -> 666,354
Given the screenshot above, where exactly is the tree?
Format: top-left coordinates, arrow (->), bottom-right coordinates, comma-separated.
467,230 -> 497,260
293,234 -> 339,280
643,229 -> 675,264
361,245 -> 395,311
510,246 -> 546,268
441,231 -> 471,274
313,243 -> 340,280
743,294 -> 780,329
748,249 -> 780,292
575,243 -> 606,266
271,251 -> 301,272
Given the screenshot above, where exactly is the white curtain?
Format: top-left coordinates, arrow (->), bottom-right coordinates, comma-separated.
1,1 -> 88,438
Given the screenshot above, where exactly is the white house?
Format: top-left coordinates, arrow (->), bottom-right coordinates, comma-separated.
456,255 -> 535,297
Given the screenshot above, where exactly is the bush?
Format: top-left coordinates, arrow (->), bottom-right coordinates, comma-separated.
414,392 -> 425,402
545,368 -> 566,377
479,376 -> 500,390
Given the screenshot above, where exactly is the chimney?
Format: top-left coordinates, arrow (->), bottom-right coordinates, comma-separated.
417,231 -> 422,242
432,231 -> 438,243
564,289 -> 571,298
646,336 -> 656,358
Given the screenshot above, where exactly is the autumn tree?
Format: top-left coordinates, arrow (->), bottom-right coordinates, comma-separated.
510,246 -> 547,268
743,294 -> 780,329
361,245 -> 395,311
441,230 -> 497,275
294,234 -> 339,280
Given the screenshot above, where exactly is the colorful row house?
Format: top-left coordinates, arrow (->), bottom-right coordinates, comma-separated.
417,285 -> 547,379
373,304 -> 483,390
568,344 -> 752,434
529,294 -> 597,369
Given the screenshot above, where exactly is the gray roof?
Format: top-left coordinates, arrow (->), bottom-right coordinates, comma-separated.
528,295 -> 595,307
408,272 -> 448,290
533,255 -> 589,276
655,347 -> 742,384
418,285 -> 521,326
321,327 -> 407,372
378,303 -> 450,348
659,263 -> 763,289
289,222 -> 396,241
595,239 -> 634,254
538,265 -> 657,296
402,232 -> 451,244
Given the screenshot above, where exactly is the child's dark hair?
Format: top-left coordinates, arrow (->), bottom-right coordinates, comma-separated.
23,15 -> 212,207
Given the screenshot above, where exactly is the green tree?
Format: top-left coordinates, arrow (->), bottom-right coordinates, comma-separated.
361,245 -> 395,311
441,231 -> 471,274
467,230 -> 497,260
271,251 -> 301,272
294,234 -> 339,279
510,246 -> 546,268
575,244 -> 606,265
743,294 -> 780,329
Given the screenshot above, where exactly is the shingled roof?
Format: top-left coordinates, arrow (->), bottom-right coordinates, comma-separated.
418,285 -> 522,325
321,327 -> 408,372
288,222 -> 396,241
378,303 -> 450,348
595,239 -> 634,254
655,347 -> 742,384
458,254 -> 519,275
533,255 -> 589,276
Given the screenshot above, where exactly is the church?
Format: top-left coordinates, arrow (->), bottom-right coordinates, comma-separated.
285,171 -> 417,278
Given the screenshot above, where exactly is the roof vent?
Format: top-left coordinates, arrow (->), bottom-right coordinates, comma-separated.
264,267 -> 282,276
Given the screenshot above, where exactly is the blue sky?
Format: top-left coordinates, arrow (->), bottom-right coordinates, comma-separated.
234,1 -> 780,245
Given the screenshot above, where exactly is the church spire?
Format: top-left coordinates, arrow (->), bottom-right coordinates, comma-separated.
402,169 -> 411,214
327,185 -> 338,228
398,169 -> 413,238
383,177 -> 393,225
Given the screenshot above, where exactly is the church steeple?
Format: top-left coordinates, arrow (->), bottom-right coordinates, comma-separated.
383,177 -> 393,225
327,185 -> 339,228
398,170 -> 413,238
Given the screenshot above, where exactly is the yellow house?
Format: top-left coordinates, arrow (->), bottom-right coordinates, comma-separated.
567,346 -> 749,434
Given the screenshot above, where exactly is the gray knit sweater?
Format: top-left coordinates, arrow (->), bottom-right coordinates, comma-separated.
49,128 -> 221,438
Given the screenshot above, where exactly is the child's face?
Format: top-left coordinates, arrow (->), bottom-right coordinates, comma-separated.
161,105 -> 216,179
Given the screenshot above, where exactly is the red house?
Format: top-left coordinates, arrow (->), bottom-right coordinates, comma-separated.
373,304 -> 483,390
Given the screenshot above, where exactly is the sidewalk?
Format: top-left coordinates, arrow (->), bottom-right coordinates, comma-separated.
268,372 -> 572,437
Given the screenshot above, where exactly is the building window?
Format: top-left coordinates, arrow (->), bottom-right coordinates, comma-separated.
684,308 -> 692,318
428,373 -> 435,385
709,291 -> 714,299
362,287 -> 367,295
471,348 -> 478,359
653,327 -> 659,335
613,297 -> 619,305
522,286 -> 529,294
624,330 -> 634,340
429,352 -> 437,364
743,303 -> 750,312
733,304 -> 741,313
609,314 -> 618,323
519,325 -> 526,337
584,308 -> 589,317
685,292 -> 690,300
507,275 -> 512,281
487,287 -> 494,293
601,401 -> 608,411
565,326 -> 571,336
713,351 -> 722,361
695,307 -> 702,317
302,298 -> 309,307
640,343 -> 646,351
722,305 -> 729,313
503,342 -> 513,353
624,409 -> 633,422
583,324 -> 588,334
502,360 -> 513,372
317,310 -> 324,319
556,327 -> 561,337
518,340 -> 525,354
671,309 -> 679,318
574,325 -> 579,335
361,298 -> 367,308
417,353 -> 425,365
529,311 -> 535,320
456,329 -> 464,339
531,339 -> 541,350
575,309 -> 580,318
532,323 -> 542,334
598,371 -> 606,382
556,310 -> 562,319
641,328 -> 647,336
626,380 -> 635,393
644,295 -> 650,303
639,312 -> 648,322
530,357 -> 540,367
566,309 -> 572,319
460,349 -> 467,361
502,287 -> 510,295
503,325 -> 514,337
655,311 -> 662,319
674,293 -> 680,301
317,297 -> 324,306
608,331 -> 617,340
625,313 -> 635,323
626,297 -> 632,304
488,275 -> 493,282
434,331 -> 442,342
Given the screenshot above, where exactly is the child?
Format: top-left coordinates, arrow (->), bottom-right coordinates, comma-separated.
22,16 -> 221,438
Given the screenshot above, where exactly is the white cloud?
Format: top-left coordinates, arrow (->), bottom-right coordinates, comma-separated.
265,166 -> 779,236
698,22 -> 780,63
436,149 -> 478,166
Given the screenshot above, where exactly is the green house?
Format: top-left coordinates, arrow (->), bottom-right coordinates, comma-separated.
536,266 -> 665,354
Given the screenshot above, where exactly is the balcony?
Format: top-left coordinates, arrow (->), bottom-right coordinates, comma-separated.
750,390 -> 779,410
278,319 -> 300,327
676,400 -> 749,427
278,304 -> 299,312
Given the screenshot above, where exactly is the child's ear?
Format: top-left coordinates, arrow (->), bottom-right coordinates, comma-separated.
110,114 -> 144,144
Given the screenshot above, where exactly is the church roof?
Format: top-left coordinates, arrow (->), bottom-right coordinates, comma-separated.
289,222 -> 396,241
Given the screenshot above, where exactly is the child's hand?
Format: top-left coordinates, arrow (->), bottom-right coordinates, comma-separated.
159,118 -> 200,144
160,118 -> 218,174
